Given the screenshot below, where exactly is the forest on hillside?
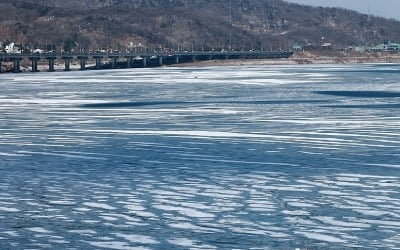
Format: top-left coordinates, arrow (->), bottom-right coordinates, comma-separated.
1,0 -> 400,52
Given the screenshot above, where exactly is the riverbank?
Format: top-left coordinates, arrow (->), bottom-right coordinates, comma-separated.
175,51 -> 400,67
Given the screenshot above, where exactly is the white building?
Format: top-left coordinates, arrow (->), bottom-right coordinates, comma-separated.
5,43 -> 21,53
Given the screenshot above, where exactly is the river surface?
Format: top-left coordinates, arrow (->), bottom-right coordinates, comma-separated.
0,64 -> 399,249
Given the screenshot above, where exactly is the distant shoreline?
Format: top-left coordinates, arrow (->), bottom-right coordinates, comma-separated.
174,51 -> 400,67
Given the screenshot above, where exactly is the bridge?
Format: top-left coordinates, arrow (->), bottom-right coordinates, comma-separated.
0,50 -> 293,73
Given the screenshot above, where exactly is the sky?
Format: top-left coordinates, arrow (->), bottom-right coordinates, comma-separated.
285,0 -> 400,20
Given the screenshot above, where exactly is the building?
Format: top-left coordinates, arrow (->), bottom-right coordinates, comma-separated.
371,41 -> 400,52
292,44 -> 303,51
5,43 -> 21,53
321,42 -> 332,49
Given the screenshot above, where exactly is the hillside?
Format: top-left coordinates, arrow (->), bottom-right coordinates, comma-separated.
1,0 -> 400,52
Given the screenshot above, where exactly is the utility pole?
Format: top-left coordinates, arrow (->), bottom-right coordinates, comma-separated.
229,0 -> 233,50
367,5 -> 372,24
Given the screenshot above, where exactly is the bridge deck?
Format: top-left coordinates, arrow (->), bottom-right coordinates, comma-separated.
0,50 -> 293,73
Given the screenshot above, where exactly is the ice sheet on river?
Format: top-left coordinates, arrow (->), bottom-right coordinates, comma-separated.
0,64 -> 400,249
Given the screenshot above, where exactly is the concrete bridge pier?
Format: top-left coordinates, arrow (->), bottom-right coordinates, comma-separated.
192,55 -> 197,62
29,57 -> 39,72
158,56 -> 164,66
125,56 -> 134,68
175,56 -> 180,64
62,56 -> 73,71
109,56 -> 119,69
93,55 -> 103,70
46,57 -> 56,72
12,57 -> 22,73
78,56 -> 88,70
142,57 -> 147,68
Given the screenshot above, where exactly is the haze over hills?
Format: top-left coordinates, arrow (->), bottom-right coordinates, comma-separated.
285,0 -> 400,21
1,0 -> 400,51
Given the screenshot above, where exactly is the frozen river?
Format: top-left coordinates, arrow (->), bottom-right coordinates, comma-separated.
0,64 -> 400,249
